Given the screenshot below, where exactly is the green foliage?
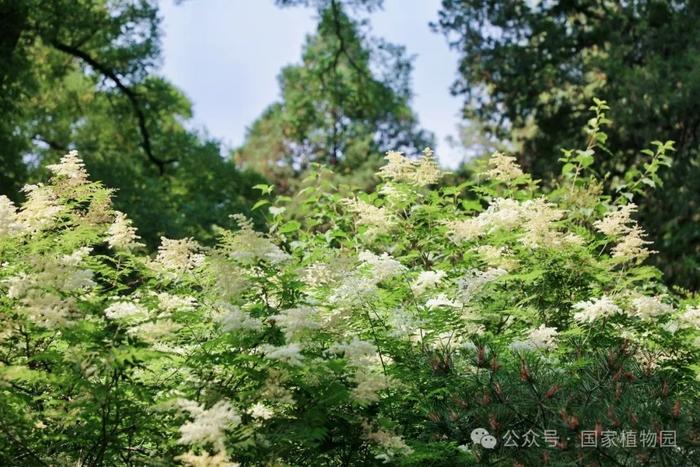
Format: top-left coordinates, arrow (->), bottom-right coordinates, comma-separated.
435,0 -> 700,289
1,105 -> 698,465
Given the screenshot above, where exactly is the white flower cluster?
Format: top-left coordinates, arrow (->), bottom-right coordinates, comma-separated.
105,300 -> 148,320
572,296 -> 622,323
329,338 -> 379,366
46,150 -> 89,186
444,197 -> 580,249
342,198 -> 395,236
443,198 -> 522,243
248,402 -> 274,420
22,293 -> 75,328
425,294 -> 462,310
177,399 -> 241,452
153,237 -> 205,274
594,204 -> 653,262
225,214 -> 289,264
484,152 -> 524,182
457,268 -> 507,300
631,296 -> 673,318
520,198 -> 582,249
260,343 -> 305,366
358,250 -> 406,282
475,245 -> 517,270
594,204 -> 638,237
351,369 -> 390,405
329,275 -> 377,306
411,270 -> 447,295
611,226 -> 653,263
680,306 -> 700,328
106,211 -> 143,251
270,306 -> 320,340
127,320 -> 180,343
156,292 -> 197,313
0,195 -> 23,237
329,251 -> 405,306
510,324 -> 559,352
17,184 -> 62,233
215,303 -> 263,332
364,424 -> 414,463
376,148 -> 442,187
175,451 -> 239,467
4,247 -> 96,328
328,338 -> 389,404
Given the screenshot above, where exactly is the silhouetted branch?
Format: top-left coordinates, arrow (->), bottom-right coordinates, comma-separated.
50,39 -> 176,174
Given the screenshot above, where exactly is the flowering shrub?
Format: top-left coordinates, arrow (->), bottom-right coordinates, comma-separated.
1,103 -> 699,465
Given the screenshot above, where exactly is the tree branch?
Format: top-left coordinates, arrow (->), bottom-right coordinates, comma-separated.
49,39 -> 176,174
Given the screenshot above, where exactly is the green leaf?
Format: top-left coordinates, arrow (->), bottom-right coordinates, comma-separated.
252,199 -> 270,210
279,220 -> 301,233
253,184 -> 273,195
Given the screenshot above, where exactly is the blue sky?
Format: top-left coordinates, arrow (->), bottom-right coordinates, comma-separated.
159,0 -> 464,167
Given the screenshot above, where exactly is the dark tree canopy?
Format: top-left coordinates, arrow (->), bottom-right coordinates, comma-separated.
435,0 -> 700,288
0,0 -> 264,246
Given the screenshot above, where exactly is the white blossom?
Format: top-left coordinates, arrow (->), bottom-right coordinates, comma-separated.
175,450 -> 239,467
22,292 -> 74,328
156,292 -> 197,313
154,237 -> 205,274
411,270 -> 446,295
302,262 -> 334,289
611,226 -> 653,263
631,296 -> 673,318
329,338 -> 379,366
46,150 -> 89,185
425,294 -> 462,310
248,402 -> 274,420
443,217 -> 487,243
127,319 -> 180,342
351,369 -> 389,405
475,245 -> 518,270
484,152 -> 524,182
17,184 -> 62,233
594,204 -> 638,237
269,206 -> 286,216
413,147 -> 442,186
572,296 -> 621,323
105,300 -> 148,320
457,268 -> 507,300
510,324 -> 559,352
5,272 -> 34,299
261,343 -> 304,366
107,211 -> 143,251
387,309 -> 424,339
270,306 -> 320,340
358,250 -> 406,281
60,247 -> 92,267
680,306 -> 700,328
226,214 -> 289,264
329,276 -> 377,306
377,151 -> 415,183
364,425 -> 413,463
215,303 -> 262,332
342,198 -> 395,235
0,195 -> 23,237
520,198 -> 581,249
177,400 -> 241,451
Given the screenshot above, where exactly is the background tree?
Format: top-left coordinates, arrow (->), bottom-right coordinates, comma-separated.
0,0 -> 264,246
435,0 -> 700,289
234,0 -> 433,191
